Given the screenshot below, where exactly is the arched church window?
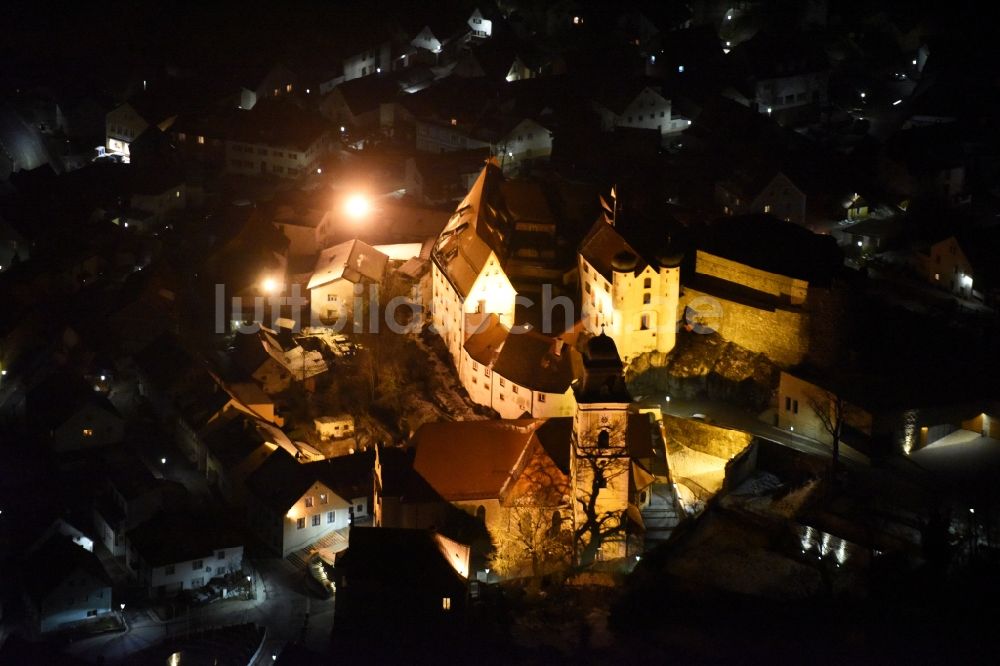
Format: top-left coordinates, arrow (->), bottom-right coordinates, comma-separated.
597,429 -> 610,449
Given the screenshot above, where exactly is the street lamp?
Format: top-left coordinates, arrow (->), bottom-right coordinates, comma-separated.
120,603 -> 126,611
261,276 -> 282,295
161,457 -> 167,465
344,193 -> 372,220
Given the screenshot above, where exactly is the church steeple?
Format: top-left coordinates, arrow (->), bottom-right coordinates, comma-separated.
574,332 -> 631,405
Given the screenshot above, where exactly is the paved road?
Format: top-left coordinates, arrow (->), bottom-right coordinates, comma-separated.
64,558 -> 335,663
638,397 -> 870,465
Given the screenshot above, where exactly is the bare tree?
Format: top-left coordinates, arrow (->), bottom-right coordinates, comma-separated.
806,388 -> 856,474
490,500 -> 572,579
573,421 -> 630,565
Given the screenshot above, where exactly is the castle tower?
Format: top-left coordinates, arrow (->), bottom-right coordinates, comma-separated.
571,333 -> 632,563
655,245 -> 684,354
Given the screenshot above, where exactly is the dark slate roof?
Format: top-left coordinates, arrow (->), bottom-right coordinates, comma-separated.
306,450 -> 375,502
575,333 -> 632,404
229,99 -> 329,151
491,330 -> 578,394
23,535 -> 110,606
332,75 -> 402,116
26,370 -> 121,431
107,458 -> 161,501
730,29 -> 829,81
376,445 -> 443,504
245,447 -> 315,512
533,417 -> 573,474
201,411 -> 270,470
134,333 -> 201,392
335,526 -> 467,586
127,512 -> 243,568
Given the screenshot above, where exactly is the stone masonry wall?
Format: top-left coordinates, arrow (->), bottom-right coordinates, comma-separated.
679,287 -> 809,367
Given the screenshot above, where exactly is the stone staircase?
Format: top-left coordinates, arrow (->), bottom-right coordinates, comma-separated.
641,483 -> 681,544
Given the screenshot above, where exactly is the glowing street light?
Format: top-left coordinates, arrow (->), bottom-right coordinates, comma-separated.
161,457 -> 167,465
344,193 -> 372,219
261,276 -> 282,294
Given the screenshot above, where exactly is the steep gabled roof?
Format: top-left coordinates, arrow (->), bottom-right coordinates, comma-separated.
579,218 -> 647,281
491,330 -> 578,394
245,447 -> 318,512
432,160 -> 514,298
336,527 -> 470,585
411,419 -> 540,501
23,535 -> 110,606
27,370 -> 121,431
307,239 -> 388,290
307,450 -> 375,502
127,512 -> 243,567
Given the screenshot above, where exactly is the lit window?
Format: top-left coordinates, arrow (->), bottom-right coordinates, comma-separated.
286,84 -> 293,93
442,597 -> 452,610
197,135 -> 204,145
764,204 -> 772,213
82,428 -> 94,437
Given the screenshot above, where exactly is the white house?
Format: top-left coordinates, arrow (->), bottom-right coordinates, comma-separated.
315,414 -> 356,440
245,448 -> 355,557
461,314 -> 578,419
126,512 -> 245,597
497,118 -> 553,173
28,372 -> 125,453
593,87 -> 690,139
617,87 -> 689,137
105,100 -> 177,158
23,536 -> 113,634
225,102 -> 329,179
431,160 -> 518,365
307,239 -> 389,325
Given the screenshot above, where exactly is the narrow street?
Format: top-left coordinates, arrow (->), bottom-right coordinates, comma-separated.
641,397 -> 870,465
63,558 -> 335,663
